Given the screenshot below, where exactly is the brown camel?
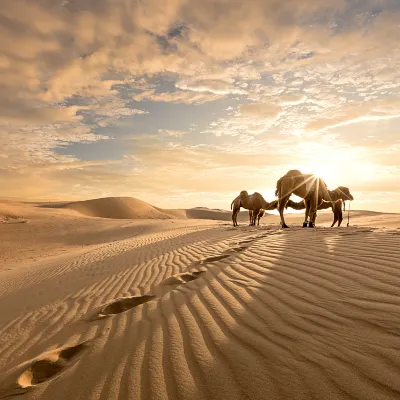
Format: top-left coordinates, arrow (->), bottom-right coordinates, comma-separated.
286,185 -> 353,227
275,170 -> 353,228
231,191 -> 273,226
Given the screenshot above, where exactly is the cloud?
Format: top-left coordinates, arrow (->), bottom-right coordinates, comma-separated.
306,97 -> 400,132
175,78 -> 246,95
157,129 -> 186,137
279,94 -> 307,105
239,103 -> 283,120
0,102 -> 81,125
132,89 -> 223,104
80,95 -> 149,127
0,122 -> 109,181
120,129 -> 186,141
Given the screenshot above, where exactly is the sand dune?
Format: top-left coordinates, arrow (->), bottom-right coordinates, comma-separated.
36,197 -> 253,222
1,201 -> 400,400
49,197 -> 181,220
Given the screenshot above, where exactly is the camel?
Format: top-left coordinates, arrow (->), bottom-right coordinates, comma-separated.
275,170 -> 353,228
286,186 -> 353,227
231,191 -> 274,226
231,191 -> 249,226
266,195 -> 347,227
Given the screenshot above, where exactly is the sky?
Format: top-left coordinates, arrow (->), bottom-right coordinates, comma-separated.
1,0 -> 400,212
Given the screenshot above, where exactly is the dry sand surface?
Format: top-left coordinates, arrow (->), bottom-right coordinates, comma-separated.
1,198 -> 400,400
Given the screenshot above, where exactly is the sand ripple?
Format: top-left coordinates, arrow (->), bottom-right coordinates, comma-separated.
1,224 -> 400,400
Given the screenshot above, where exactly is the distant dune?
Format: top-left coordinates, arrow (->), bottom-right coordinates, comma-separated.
38,197 -> 252,221
58,197 -> 178,220
186,207 -> 249,221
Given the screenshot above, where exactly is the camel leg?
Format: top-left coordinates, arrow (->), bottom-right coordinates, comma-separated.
310,210 -> 317,227
232,207 -> 240,227
308,197 -> 318,228
257,212 -> 261,226
278,196 -> 290,228
331,208 -> 338,227
253,209 -> 260,226
248,210 -> 253,226
236,208 -> 240,226
251,210 -> 256,226
303,199 -> 311,228
338,209 -> 343,227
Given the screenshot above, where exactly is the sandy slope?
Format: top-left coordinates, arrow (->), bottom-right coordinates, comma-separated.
57,197 -> 181,220
1,201 -> 400,400
34,197 -> 249,221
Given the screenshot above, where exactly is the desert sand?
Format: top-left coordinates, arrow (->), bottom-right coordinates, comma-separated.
1,198 -> 400,400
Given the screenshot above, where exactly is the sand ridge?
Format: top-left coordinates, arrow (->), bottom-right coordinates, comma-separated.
1,200 -> 400,399
58,197 -> 182,220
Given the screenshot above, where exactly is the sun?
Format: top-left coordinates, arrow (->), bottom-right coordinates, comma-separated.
292,143 -> 360,187
298,161 -> 335,182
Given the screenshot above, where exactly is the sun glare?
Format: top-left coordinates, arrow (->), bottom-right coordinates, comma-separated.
292,143 -> 361,187
297,161 -> 336,182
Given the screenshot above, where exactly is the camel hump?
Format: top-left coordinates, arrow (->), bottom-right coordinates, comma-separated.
284,169 -> 303,178
254,192 -> 267,202
275,170 -> 304,197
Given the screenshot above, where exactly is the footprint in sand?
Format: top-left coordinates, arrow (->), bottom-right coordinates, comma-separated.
0,342 -> 89,398
238,239 -> 254,245
237,235 -> 265,245
161,271 -> 206,286
93,294 -> 156,319
87,254 -> 232,322
154,271 -> 206,297
190,255 -> 231,266
223,246 -> 247,254
88,272 -> 206,322
202,255 -> 231,263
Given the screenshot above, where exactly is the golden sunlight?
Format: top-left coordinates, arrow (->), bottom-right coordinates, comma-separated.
292,143 -> 362,187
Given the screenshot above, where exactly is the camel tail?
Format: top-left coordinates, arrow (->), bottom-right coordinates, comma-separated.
230,200 -> 234,210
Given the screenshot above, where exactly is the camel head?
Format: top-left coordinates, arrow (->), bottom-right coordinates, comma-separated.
335,186 -> 354,201
285,169 -> 303,178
